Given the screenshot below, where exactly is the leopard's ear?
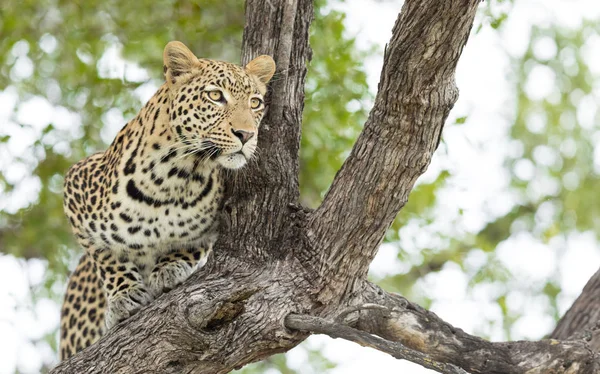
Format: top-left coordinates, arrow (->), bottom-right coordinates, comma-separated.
245,55 -> 276,84
163,41 -> 198,83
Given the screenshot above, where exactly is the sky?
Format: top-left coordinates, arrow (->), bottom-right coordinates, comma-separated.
2,0 -> 600,373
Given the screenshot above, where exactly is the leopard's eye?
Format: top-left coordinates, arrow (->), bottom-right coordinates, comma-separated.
207,90 -> 225,103
250,97 -> 263,110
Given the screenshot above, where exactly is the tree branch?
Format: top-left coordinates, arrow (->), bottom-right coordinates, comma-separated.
347,281 -> 600,374
307,0 -> 480,298
285,314 -> 469,374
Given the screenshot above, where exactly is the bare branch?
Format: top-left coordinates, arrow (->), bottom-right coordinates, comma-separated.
350,281 -> 600,374
285,314 -> 469,374
307,0 -> 480,297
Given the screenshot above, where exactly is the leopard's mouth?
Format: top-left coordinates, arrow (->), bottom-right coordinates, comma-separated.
216,152 -> 248,169
190,139 -> 251,168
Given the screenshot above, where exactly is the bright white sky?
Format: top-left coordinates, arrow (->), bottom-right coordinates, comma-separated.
2,0 -> 600,373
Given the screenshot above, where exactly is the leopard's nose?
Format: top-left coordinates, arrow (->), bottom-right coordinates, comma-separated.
232,129 -> 255,145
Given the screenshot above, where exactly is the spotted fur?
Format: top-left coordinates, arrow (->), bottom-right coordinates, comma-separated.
59,41 -> 275,360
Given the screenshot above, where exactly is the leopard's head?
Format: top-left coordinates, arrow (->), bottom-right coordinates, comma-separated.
163,41 -> 275,169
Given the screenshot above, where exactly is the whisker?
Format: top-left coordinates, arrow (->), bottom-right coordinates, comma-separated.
149,142 -> 197,174
194,145 -> 220,166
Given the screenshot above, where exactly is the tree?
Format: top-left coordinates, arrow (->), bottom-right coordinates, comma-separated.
46,0 -> 600,373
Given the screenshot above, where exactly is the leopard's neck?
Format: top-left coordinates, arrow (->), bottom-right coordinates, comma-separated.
103,83 -> 222,205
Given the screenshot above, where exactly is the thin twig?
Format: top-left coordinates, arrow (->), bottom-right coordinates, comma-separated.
334,303 -> 391,323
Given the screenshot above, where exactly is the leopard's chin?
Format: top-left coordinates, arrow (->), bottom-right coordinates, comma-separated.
216,152 -> 248,169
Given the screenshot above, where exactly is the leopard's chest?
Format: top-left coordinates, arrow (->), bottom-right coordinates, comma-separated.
80,165 -> 223,265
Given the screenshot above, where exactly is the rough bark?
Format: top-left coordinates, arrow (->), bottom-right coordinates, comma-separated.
51,0 -> 600,373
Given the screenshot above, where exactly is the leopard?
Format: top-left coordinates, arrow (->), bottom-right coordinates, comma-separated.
58,41 -> 275,360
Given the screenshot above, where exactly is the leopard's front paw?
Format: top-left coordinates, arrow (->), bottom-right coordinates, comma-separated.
147,260 -> 194,297
105,285 -> 154,329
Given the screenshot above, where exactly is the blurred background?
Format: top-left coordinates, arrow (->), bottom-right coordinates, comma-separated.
2,0 -> 600,372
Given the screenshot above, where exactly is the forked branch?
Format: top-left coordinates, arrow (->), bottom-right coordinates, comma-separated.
307,0 -> 481,297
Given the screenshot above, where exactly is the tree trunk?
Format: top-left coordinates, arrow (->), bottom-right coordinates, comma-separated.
51,0 -> 600,373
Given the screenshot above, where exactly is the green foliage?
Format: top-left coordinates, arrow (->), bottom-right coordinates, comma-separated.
454,116 -> 468,125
